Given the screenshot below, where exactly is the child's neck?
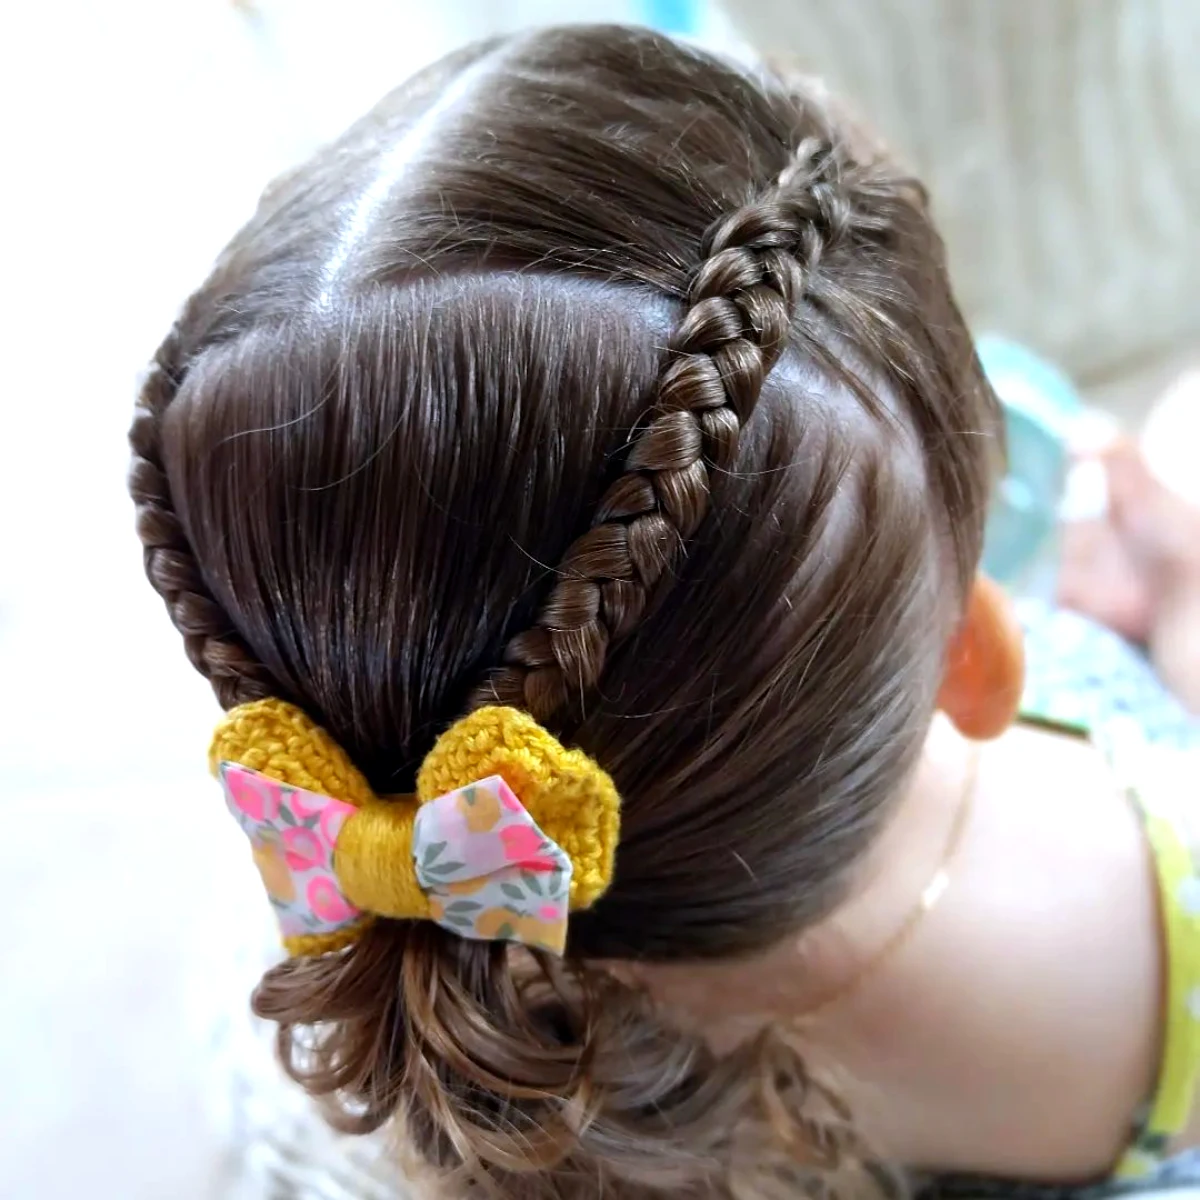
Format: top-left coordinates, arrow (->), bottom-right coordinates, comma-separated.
641,717 -> 1163,1182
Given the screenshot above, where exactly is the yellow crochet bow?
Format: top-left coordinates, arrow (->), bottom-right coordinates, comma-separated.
210,699 -> 621,956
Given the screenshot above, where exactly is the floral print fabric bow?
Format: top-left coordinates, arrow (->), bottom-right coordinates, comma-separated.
210,699 -> 619,958
222,765 -> 572,953
414,776 -> 571,951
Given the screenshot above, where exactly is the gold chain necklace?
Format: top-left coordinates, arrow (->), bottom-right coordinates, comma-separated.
801,744 -> 983,1016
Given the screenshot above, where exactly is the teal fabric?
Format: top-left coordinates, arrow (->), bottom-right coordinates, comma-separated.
1017,600 -> 1200,751
978,336 -> 1082,597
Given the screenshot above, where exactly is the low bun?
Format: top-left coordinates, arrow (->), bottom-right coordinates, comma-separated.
253,923 -> 872,1198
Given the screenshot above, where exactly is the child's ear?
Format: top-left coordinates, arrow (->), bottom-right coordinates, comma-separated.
937,575 -> 1026,740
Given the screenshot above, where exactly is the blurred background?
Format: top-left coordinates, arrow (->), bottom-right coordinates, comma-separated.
0,1 -> 1196,1196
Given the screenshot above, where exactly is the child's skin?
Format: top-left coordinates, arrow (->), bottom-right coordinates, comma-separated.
645,567 -> 1194,1181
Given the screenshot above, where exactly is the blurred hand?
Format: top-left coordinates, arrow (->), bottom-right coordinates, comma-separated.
1059,441 -> 1200,713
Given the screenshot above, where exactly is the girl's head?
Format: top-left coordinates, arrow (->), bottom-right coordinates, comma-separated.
131,24 -> 1001,1198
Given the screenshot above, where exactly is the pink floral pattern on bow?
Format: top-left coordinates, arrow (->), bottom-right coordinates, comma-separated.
414,776 -> 572,954
221,765 -> 573,955
220,763 -> 361,940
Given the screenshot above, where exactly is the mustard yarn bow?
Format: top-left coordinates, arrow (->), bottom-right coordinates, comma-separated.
211,699 -> 621,957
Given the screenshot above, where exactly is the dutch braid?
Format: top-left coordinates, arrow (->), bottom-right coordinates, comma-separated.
133,141 -> 851,723
129,324 -> 276,710
473,139 -> 851,722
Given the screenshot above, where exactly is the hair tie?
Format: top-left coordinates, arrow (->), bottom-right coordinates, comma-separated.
209,699 -> 620,956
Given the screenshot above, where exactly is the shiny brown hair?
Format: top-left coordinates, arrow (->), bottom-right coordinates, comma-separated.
129,24 -> 999,1199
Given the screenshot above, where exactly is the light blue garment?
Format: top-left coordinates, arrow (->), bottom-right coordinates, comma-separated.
1018,599 -> 1200,752
639,0 -> 701,34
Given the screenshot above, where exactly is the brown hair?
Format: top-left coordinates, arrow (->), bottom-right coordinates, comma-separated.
129,24 -> 999,1199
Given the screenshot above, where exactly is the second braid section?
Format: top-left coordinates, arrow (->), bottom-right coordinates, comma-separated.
475,139 -> 852,723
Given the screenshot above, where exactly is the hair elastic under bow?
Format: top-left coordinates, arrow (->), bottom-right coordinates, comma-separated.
210,699 -> 621,956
